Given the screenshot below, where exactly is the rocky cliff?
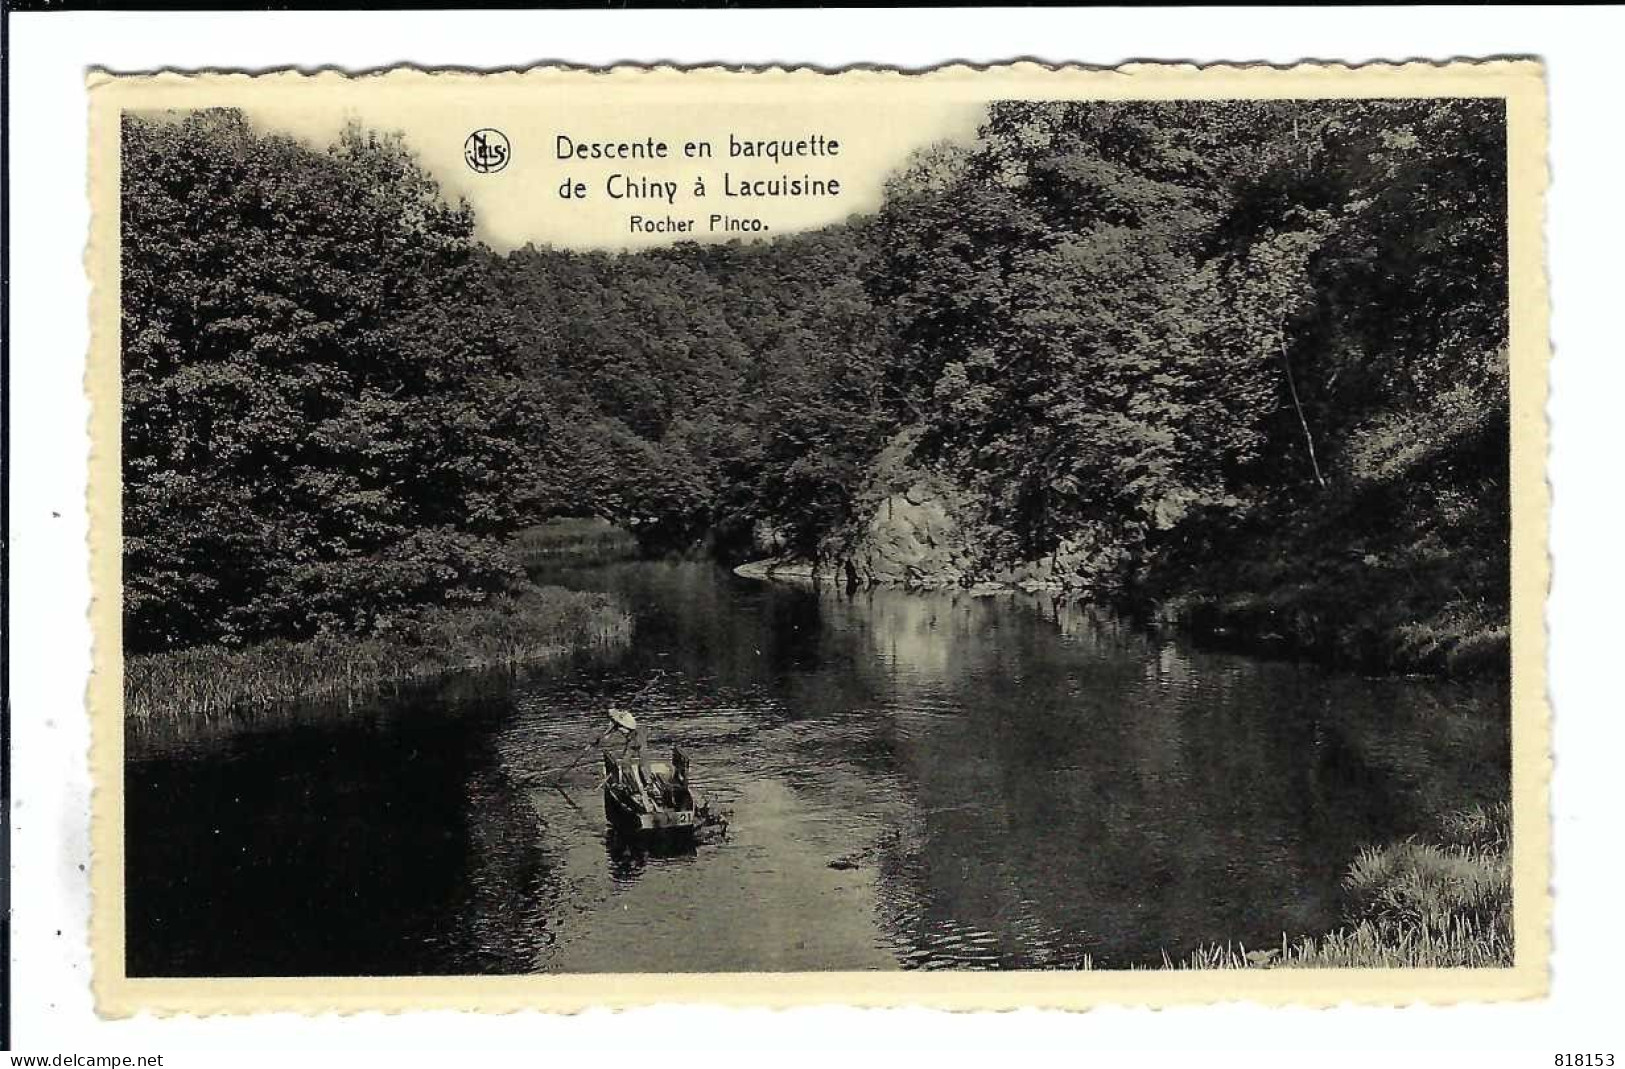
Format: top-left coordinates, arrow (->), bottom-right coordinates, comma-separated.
738,430 -> 1104,593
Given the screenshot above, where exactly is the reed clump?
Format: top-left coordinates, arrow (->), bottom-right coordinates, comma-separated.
126,584 -> 633,724
1168,912 -> 1511,970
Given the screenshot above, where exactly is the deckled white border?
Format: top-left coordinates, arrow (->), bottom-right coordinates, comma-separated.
82,59 -> 1549,1018
14,5 -> 1621,1052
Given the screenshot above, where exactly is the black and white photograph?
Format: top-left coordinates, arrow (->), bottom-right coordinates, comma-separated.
88,63 -> 1547,1009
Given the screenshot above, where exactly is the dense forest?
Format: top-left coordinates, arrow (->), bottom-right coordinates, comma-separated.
123,98 -> 1509,673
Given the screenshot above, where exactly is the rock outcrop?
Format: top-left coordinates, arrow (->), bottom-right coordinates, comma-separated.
843,482 -> 974,587
735,431 -> 1116,594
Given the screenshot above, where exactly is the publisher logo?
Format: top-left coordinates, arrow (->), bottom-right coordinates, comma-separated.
464,129 -> 511,174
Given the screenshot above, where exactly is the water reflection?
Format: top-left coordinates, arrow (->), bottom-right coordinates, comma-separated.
126,561 -> 1509,975
605,829 -> 701,884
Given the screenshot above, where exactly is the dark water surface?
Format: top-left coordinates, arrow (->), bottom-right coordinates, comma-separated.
126,561 -> 1509,975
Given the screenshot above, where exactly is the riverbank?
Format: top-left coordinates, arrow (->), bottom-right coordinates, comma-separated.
125,582 -> 633,724
1124,803 -> 1513,970
736,422 -> 1507,678
736,552 -> 1506,678
734,557 -> 1050,596
732,557 -> 824,585
1141,427 -> 1510,677
1148,587 -> 1507,678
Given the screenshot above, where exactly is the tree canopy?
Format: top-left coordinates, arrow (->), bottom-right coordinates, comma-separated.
123,99 -> 1509,671
122,111 -> 537,650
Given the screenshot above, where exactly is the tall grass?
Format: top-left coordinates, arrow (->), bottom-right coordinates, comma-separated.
1080,802 -> 1514,970
512,518 -> 639,568
1165,913 -> 1511,969
126,583 -> 633,725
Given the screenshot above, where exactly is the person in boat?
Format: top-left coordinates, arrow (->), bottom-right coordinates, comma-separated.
640,746 -> 692,809
600,706 -> 694,811
614,710 -> 648,756
602,706 -> 647,786
601,707 -> 670,806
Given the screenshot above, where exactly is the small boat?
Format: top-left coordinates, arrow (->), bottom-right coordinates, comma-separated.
598,707 -> 716,839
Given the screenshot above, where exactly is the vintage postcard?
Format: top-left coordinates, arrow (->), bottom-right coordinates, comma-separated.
87,61 -> 1549,1015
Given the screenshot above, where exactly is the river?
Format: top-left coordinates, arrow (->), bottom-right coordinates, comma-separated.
125,560 -> 1509,976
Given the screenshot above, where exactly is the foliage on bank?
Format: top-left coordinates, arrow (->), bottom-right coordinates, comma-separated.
122,101 -> 1510,678
860,99 -> 1509,673
121,111 -> 542,654
494,230 -> 894,556
488,99 -> 1510,673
